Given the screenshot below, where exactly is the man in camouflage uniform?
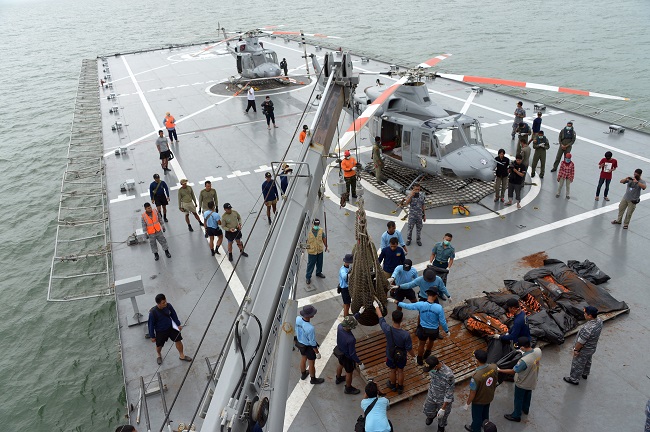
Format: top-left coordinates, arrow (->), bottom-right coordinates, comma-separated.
423,355 -> 455,432
530,130 -> 550,178
402,183 -> 426,246
551,121 -> 577,172
563,306 -> 603,385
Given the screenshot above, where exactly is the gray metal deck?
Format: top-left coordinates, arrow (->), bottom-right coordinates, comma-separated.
99,39 -> 650,431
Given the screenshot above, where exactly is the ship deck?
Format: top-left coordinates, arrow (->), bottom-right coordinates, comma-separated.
99,38 -> 650,431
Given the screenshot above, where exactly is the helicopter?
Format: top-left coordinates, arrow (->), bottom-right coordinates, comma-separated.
316,52 -> 629,184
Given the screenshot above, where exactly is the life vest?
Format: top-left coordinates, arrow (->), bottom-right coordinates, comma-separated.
142,210 -> 162,234
306,229 -> 325,254
165,115 -> 176,129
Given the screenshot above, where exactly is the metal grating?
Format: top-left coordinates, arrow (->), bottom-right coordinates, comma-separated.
359,158 -> 494,209
47,59 -> 113,301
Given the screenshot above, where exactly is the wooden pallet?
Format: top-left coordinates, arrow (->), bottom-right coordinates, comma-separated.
356,308 -> 629,405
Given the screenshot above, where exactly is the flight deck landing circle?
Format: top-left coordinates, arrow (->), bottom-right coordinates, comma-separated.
208,77 -> 313,97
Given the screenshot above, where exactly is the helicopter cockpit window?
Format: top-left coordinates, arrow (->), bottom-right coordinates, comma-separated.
462,123 -> 484,146
435,127 -> 463,153
420,133 -> 431,156
252,53 -> 266,67
265,51 -> 278,63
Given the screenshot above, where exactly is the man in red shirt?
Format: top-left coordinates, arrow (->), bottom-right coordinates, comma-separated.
595,151 -> 617,201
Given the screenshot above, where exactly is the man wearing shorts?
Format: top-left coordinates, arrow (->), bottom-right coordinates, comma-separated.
203,202 -> 223,256
389,288 -> 450,365
198,180 -> 218,216
338,253 -> 353,317
398,268 -> 450,302
149,174 -> 169,222
148,293 -> 192,365
335,314 -> 365,395
375,302 -> 415,394
295,305 -> 324,384
389,259 -> 418,310
221,203 -> 248,262
155,130 -> 171,172
178,179 -> 203,232
261,172 -> 279,225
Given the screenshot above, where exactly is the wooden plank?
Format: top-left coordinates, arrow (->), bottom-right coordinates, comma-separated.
356,307 -> 629,405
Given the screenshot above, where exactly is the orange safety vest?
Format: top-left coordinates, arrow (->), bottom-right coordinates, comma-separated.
299,130 -> 307,143
165,115 -> 176,129
341,157 -> 357,178
142,210 -> 162,234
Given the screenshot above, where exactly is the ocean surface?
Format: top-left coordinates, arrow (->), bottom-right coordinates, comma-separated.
1,0 -> 648,429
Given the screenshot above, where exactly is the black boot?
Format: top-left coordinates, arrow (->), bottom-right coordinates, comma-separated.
154,252 -> 160,261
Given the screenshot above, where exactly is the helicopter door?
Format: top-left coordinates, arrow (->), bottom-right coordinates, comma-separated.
236,56 -> 243,74
401,130 -> 412,165
418,132 -> 434,169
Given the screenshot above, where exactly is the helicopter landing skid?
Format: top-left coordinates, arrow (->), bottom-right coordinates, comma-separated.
405,174 -> 426,193
456,178 -> 478,191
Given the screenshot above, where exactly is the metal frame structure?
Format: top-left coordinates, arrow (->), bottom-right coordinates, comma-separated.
47,58 -> 113,302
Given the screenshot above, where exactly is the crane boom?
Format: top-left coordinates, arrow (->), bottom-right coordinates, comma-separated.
200,52 -> 358,432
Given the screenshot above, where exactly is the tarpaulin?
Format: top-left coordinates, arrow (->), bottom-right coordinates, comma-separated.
567,259 -> 611,285
504,279 -> 538,297
549,309 -> 578,333
527,310 -> 565,345
484,291 -> 520,308
487,338 -> 512,364
451,304 -> 478,321
555,292 -> 590,319
536,259 -> 628,314
465,297 -> 505,318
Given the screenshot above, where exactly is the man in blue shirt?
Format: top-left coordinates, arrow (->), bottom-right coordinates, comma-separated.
149,173 -> 170,222
389,259 -> 418,307
295,304 -> 324,384
203,201 -> 223,256
530,111 -> 543,139
261,172 -> 279,225
380,221 -> 408,254
374,301 -> 415,394
338,253 -> 353,317
492,298 -> 531,343
335,313 -> 365,395
388,288 -> 450,365
148,293 -> 192,365
378,237 -> 406,279
398,268 -> 451,302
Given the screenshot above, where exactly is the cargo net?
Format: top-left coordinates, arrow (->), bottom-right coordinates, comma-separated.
359,158 -> 493,209
349,199 -> 389,326
47,58 -> 112,302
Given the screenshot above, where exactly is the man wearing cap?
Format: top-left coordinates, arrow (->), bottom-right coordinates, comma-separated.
388,288 -> 449,365
498,336 -> 542,422
530,130 -> 550,178
178,179 -> 203,232
511,101 -> 526,139
563,306 -> 603,385
492,298 -> 531,344
378,237 -> 406,280
141,202 -> 171,261
221,203 -> 249,262
389,259 -> 418,308
463,350 -> 498,432
149,174 -> 170,222
299,125 -> 309,144
335,313 -> 365,395
279,164 -> 292,194
429,233 -> 455,285
551,121 -> 576,172
261,172 -> 279,225
373,136 -> 385,183
340,150 -> 358,199
402,183 -> 426,246
198,180 -> 218,216
380,221 -> 407,254
305,218 -> 327,285
374,302 -> 415,395
556,152 -> 575,199
163,111 -> 178,143
338,253 -> 354,316
612,168 -> 646,228
422,355 -> 455,431
295,305 -> 325,385
155,130 -> 171,172
280,57 -> 288,76
397,268 -> 450,303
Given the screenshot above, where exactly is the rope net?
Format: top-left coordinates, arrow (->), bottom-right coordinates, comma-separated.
349,199 -> 389,326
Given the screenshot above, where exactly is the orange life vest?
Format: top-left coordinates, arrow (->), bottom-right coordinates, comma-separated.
341,157 -> 357,178
165,115 -> 176,129
142,210 -> 162,234
299,130 -> 307,143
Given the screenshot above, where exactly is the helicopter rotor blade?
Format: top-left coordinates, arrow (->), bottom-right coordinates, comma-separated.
437,73 -> 630,101
417,53 -> 452,68
190,33 -> 242,57
265,30 -> 341,39
336,76 -> 410,151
